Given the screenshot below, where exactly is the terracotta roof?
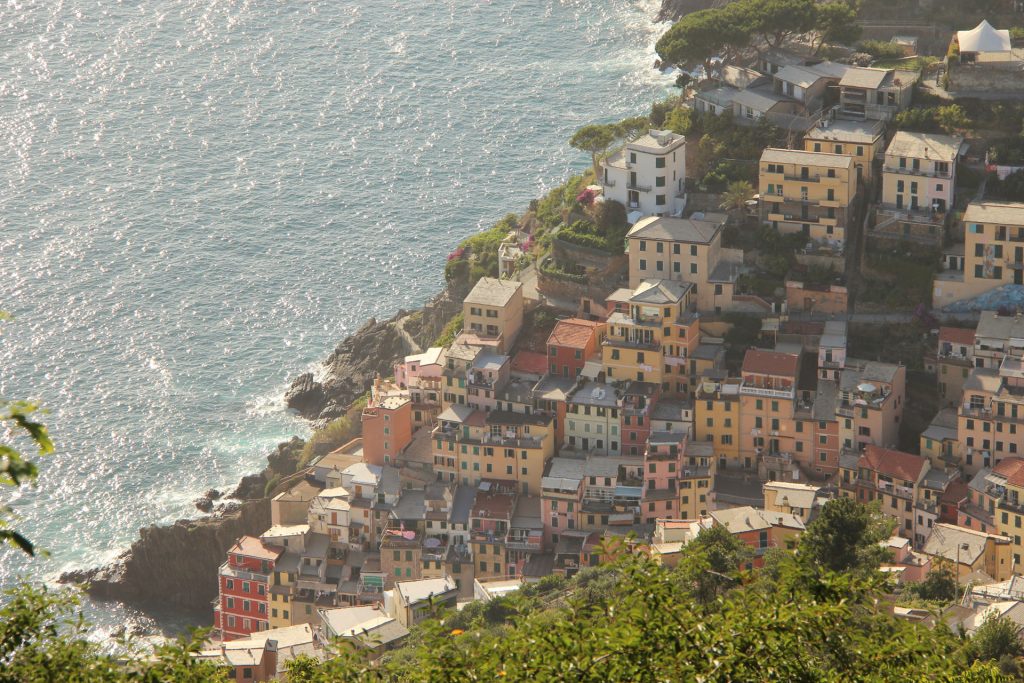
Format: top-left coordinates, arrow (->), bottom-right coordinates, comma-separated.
939,326 -> 976,346
510,350 -> 548,375
741,349 -> 799,378
471,490 -> 516,519
547,318 -> 601,350
940,479 -> 969,506
859,445 -> 928,483
229,535 -> 284,562
1001,458 -> 1024,487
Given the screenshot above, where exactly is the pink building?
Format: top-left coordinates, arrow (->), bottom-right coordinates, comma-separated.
540,456 -> 585,549
642,433 -> 684,523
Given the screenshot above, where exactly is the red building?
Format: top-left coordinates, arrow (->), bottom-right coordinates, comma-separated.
546,318 -> 604,379
361,378 -> 414,466
215,536 -> 284,641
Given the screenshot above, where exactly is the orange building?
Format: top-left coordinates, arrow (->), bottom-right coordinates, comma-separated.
361,379 -> 414,466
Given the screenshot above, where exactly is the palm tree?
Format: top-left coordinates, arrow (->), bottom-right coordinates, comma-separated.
720,180 -> 755,225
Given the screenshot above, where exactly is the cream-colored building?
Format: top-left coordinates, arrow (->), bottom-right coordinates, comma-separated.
763,481 -> 827,524
876,131 -> 963,246
462,277 -> 524,353
935,202 -> 1024,309
625,213 -> 743,313
759,148 -> 857,251
803,118 -> 885,181
601,129 -> 687,218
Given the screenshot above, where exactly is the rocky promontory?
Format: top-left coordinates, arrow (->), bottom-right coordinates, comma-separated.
63,499 -> 272,616
285,280 -> 467,422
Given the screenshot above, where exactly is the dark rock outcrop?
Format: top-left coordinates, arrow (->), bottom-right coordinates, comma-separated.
284,372 -> 325,417
62,499 -> 271,616
657,0 -> 720,22
284,281 -> 468,422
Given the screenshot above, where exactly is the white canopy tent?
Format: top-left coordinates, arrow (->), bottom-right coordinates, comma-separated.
957,20 -> 1012,62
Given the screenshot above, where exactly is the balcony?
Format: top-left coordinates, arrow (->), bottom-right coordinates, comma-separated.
739,385 -> 795,399
627,182 -> 652,192
603,178 -> 616,187
604,337 -> 661,352
961,403 -> 992,418
784,174 -> 822,183
820,360 -> 843,369
218,563 -> 270,584
505,535 -> 543,552
481,433 -> 543,449
882,165 -> 951,180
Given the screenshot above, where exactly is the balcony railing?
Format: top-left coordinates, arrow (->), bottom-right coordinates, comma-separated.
627,182 -> 652,192
218,563 -> 270,583
739,385 -> 795,399
882,165 -> 951,180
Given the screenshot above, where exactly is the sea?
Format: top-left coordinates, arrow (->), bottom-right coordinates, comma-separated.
0,0 -> 674,636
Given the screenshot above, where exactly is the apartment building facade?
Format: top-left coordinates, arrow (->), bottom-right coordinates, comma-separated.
759,148 -> 857,251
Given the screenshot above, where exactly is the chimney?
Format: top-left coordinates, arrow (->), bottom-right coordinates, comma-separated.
264,639 -> 279,680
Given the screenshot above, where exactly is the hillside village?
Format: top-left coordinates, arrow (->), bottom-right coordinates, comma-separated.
196,8 -> 1024,681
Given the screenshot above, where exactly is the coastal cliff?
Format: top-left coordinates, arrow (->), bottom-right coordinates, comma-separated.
63,499 -> 271,616
657,0 -> 719,22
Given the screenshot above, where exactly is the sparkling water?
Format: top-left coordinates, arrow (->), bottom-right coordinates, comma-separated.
0,0 -> 673,633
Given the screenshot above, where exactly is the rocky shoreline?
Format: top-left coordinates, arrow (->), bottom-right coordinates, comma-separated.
59,281 -> 466,626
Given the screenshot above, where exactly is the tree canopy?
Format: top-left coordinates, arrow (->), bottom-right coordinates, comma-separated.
656,0 -> 863,78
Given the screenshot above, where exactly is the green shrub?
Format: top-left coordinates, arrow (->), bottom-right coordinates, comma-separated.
433,312 -> 463,347
858,39 -> 906,59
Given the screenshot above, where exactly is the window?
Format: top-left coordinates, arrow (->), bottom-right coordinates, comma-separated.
690,263 -> 697,274
639,259 -> 647,270
656,157 -> 666,168
639,241 -> 646,251
656,195 -> 666,206
656,241 -> 664,253
656,176 -> 666,187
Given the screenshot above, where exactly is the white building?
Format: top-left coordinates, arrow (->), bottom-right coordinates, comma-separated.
601,129 -> 686,219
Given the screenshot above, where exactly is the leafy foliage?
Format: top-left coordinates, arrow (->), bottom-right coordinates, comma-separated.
965,614 -> 1024,664
657,0 -> 863,78
895,104 -> 971,135
858,39 -> 908,59
797,496 -> 896,574
902,564 -> 959,603
433,312 -> 464,348
1,321 -> 54,556
0,583 -> 227,682
987,170 -> 1024,202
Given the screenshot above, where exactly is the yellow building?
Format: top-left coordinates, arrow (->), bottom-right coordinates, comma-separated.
803,118 -> 885,181
432,407 -> 554,496
268,552 -> 298,629
923,523 -> 1013,582
759,148 -> 857,250
602,279 -> 700,391
678,440 -> 715,519
694,375 -> 741,470
996,468 -> 1024,567
462,277 -> 524,353
625,214 -> 744,313
934,201 -> 1024,309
